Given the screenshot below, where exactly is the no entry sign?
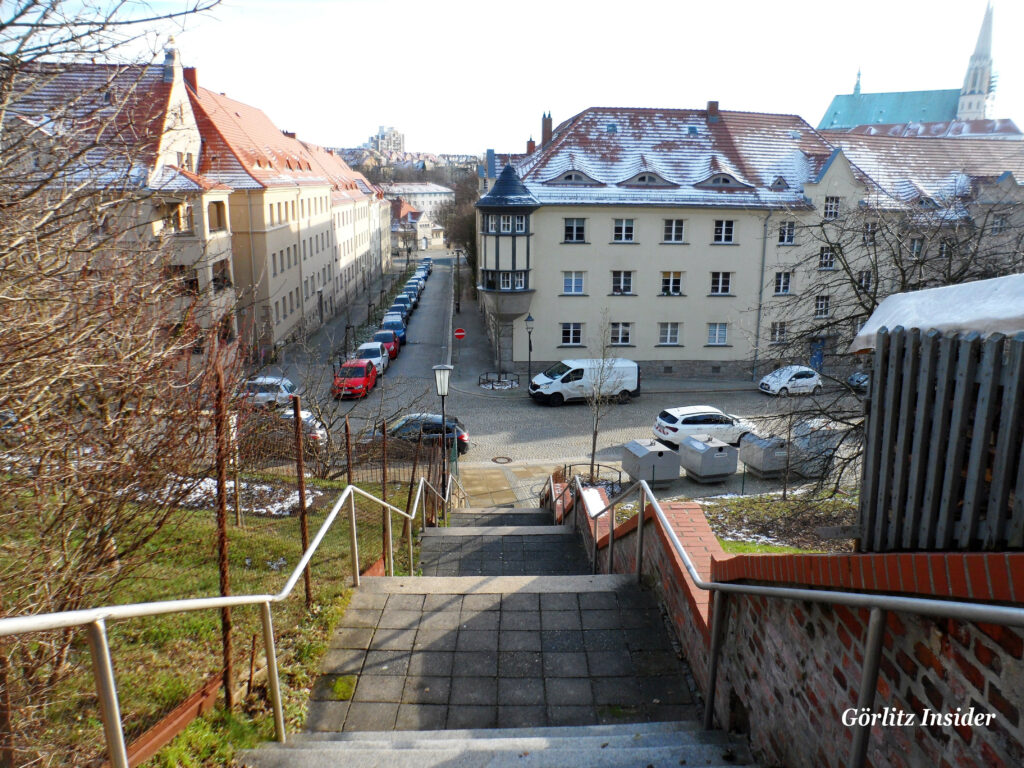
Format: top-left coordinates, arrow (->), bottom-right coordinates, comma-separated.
453,328 -> 466,340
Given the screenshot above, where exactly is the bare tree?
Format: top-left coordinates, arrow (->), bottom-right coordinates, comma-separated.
0,2 -> 229,763
583,312 -> 635,482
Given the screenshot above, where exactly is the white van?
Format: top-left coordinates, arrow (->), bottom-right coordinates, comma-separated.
528,358 -> 641,406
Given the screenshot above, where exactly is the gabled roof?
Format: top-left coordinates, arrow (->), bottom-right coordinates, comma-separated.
512,107 -> 835,208
150,165 -> 232,192
839,119 -> 1023,141
818,90 -> 961,131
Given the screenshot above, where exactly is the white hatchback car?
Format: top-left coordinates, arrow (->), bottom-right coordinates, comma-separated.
652,405 -> 756,448
758,365 -> 823,396
355,341 -> 389,376
242,376 -> 298,409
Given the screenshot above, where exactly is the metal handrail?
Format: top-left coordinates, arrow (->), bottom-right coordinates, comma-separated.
0,473 -> 453,768
550,476 -> 1024,768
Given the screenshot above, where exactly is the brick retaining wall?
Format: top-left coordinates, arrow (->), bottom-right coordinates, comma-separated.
556,486 -> 1024,766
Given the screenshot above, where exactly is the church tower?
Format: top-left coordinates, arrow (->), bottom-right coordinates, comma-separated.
957,4 -> 994,120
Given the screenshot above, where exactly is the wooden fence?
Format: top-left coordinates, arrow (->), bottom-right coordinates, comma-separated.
860,327 -> 1024,552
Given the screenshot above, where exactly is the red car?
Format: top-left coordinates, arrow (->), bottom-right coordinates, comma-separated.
373,329 -> 401,360
332,359 -> 377,399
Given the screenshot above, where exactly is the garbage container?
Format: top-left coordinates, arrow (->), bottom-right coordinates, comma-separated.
738,434 -> 792,479
792,419 -> 844,478
621,439 -> 679,488
678,434 -> 737,483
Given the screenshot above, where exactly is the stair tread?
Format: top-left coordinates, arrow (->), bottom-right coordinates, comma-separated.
360,574 -> 637,593
287,730 -> 729,750
421,526 -> 569,537
292,721 -> 704,741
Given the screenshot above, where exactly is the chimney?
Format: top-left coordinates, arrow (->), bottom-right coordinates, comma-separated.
527,136 -> 536,154
183,67 -> 198,92
282,130 -> 296,139
707,101 -> 720,123
162,42 -> 180,83
541,112 -> 553,146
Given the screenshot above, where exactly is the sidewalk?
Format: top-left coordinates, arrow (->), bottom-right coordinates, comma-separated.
448,289 -> 759,398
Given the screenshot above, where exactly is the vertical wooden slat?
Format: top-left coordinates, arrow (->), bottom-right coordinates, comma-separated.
904,330 -> 940,548
919,334 -> 959,549
873,327 -> 906,551
959,334 -> 1004,549
935,332 -> 982,549
859,328 -> 890,552
997,334 -> 1024,548
888,328 -> 921,549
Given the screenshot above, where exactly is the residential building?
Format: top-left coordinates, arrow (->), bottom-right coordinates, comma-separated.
819,6 -> 1021,139
185,69 -> 390,359
390,198 -> 444,254
365,125 -> 404,153
477,104 -> 1024,377
379,182 -> 455,222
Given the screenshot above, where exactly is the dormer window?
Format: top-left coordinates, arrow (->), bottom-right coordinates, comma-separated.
619,171 -> 675,188
697,173 -> 750,190
711,175 -> 733,185
548,170 -> 601,186
770,176 -> 789,191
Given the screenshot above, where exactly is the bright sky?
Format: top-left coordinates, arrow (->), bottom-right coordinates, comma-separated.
165,0 -> 1023,156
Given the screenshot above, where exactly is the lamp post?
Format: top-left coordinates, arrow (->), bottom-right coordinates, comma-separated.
432,364 -> 454,520
525,314 -> 534,385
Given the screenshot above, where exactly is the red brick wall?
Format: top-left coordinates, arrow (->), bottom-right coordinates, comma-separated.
579,495 -> 1024,767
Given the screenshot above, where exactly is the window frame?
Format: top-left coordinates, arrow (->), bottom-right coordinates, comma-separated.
609,322 -> 632,345
561,322 -> 583,346
710,271 -> 732,295
774,271 -> 791,295
770,321 -> 787,344
823,196 -> 841,220
706,322 -> 728,346
663,219 -> 685,243
611,270 -> 634,295
564,218 -> 586,243
658,321 -> 680,345
713,219 -> 735,244
612,218 -> 635,243
815,294 -> 831,318
818,247 -> 836,270
778,220 -> 795,245
661,271 -> 683,295
562,270 -> 585,295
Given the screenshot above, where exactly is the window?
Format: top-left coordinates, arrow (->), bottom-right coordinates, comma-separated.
613,218 -> 634,242
610,322 -> 631,345
515,215 -> 527,233
611,271 -> 633,294
774,271 -> 791,295
863,222 -> 877,245
939,238 -> 955,259
486,214 -> 496,233
710,272 -> 732,295
562,271 -> 585,294
910,237 -> 924,258
661,271 -> 682,295
272,252 -> 277,276
713,220 -> 734,243
268,204 -> 275,226
659,322 -> 679,345
823,196 -> 841,220
564,218 -> 585,242
770,321 -> 786,343
561,322 -> 582,345
275,301 -> 280,324
991,215 -> 1007,235
500,215 -> 512,233
778,221 -> 795,244
514,271 -> 526,289
857,270 -> 872,291
815,295 -> 830,318
819,247 -> 835,270
499,272 -> 512,290
664,219 -> 685,242
707,323 -> 728,346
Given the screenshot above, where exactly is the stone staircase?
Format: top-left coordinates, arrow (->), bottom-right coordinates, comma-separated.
238,504 -> 754,767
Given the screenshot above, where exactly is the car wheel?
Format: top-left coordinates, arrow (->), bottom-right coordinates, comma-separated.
617,390 -> 630,404
813,385 -> 822,396
549,393 -> 564,407
779,387 -> 789,397
735,431 -> 750,446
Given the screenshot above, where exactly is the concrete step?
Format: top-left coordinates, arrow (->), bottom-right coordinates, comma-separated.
238,721 -> 752,767
454,507 -> 547,515
360,574 -> 637,594
447,512 -> 553,527
422,526 -> 570,537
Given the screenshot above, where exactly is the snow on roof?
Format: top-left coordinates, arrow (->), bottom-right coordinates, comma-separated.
379,182 -> 453,195
849,275 -> 1024,353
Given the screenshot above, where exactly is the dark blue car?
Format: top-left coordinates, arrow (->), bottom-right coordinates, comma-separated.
380,316 -> 407,345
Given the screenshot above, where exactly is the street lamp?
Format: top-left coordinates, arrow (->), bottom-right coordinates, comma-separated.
525,314 -> 535,385
433,364 -> 454,520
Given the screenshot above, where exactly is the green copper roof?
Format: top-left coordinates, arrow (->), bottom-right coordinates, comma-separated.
818,90 -> 960,130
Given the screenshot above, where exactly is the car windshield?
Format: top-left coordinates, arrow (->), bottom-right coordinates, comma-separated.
358,349 -> 381,359
542,362 -> 571,379
658,411 -> 679,424
373,332 -> 393,343
339,366 -> 368,379
383,320 -> 402,330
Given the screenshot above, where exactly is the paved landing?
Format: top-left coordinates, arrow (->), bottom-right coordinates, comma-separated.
308,576 -> 697,733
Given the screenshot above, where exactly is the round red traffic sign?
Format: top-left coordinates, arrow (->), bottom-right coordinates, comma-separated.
453,328 -> 466,340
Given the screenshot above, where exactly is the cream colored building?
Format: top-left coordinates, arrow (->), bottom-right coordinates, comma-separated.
478,106 -> 1024,378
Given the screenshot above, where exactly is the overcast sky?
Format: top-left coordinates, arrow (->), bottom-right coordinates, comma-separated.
167,0 -> 1022,156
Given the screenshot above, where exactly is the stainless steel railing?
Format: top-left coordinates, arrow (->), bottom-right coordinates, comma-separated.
545,475 -> 1024,768
0,474 -> 456,768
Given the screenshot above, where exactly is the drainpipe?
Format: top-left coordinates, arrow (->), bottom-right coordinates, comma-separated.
244,190 -> 258,355
296,189 -> 306,330
752,209 -> 772,380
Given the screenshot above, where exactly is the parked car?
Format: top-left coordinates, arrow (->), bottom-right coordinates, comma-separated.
419,258 -> 432,274
332,359 -> 377,399
758,365 -> 823,396
847,371 -> 870,394
402,286 -> 419,306
355,341 -> 389,376
652,405 -> 756,448
387,302 -> 409,322
373,329 -> 401,360
529,358 -> 641,405
406,277 -> 425,293
392,294 -> 413,315
242,376 -> 298,409
377,412 -> 470,455
280,409 -> 329,445
415,267 -> 429,281
380,316 -> 407,345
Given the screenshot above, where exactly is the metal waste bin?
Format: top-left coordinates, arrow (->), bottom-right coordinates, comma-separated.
678,434 -> 737,483
792,419 -> 844,478
621,439 -> 679,488
739,434 -> 792,479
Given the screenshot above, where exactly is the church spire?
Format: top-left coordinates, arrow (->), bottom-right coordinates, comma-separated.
853,68 -> 861,96
958,3 -> 994,120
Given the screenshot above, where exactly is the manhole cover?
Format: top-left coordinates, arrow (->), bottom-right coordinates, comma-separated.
492,456 -> 512,464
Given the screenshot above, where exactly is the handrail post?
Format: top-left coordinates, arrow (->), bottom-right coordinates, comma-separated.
850,607 -> 887,768
261,601 -> 286,743
86,619 -> 129,768
591,511 -> 599,575
407,519 -> 414,576
385,504 -> 394,576
607,504 -> 616,574
348,493 -> 360,588
703,590 -> 730,730
635,484 -> 646,582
